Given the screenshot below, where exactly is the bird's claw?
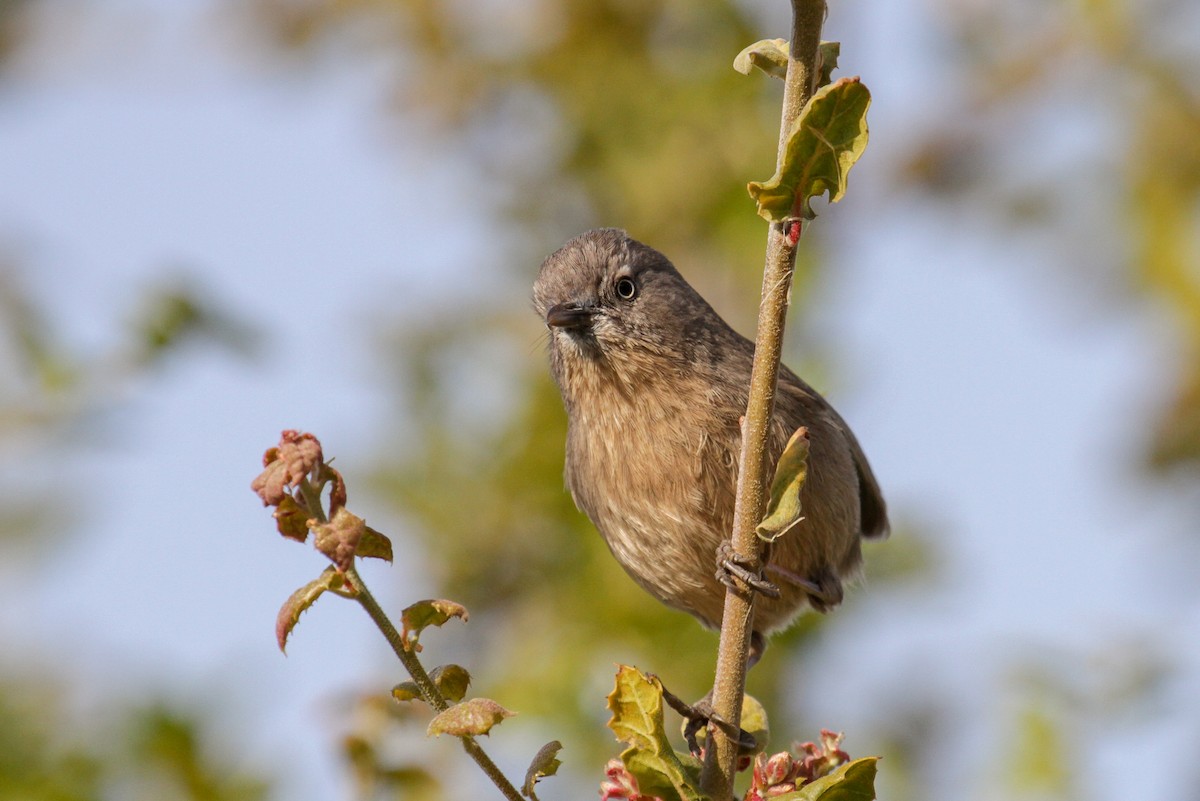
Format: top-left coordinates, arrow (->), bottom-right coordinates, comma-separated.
656,680 -> 757,756
715,541 -> 781,599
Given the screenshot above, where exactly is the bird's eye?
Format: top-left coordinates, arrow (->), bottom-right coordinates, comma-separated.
615,277 -> 637,300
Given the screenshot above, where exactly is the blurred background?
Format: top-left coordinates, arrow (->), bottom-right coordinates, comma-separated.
2,0 -> 1198,799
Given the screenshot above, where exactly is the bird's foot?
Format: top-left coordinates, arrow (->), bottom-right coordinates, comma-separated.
715,541 -> 781,599
655,681 -> 757,757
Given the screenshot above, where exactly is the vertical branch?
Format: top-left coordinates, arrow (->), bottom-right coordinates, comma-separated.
701,1 -> 827,798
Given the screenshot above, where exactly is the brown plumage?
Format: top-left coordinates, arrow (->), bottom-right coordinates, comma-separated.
533,228 -> 887,647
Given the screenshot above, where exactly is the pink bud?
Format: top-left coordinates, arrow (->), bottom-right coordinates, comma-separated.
763,752 -> 795,786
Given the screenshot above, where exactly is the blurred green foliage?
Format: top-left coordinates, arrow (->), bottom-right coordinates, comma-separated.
0,680 -> 102,801
0,679 -> 270,801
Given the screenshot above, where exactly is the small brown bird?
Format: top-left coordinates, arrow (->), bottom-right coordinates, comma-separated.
534,228 -> 888,662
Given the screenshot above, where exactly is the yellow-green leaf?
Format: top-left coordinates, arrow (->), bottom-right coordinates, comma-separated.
734,38 -> 789,80
391,681 -> 422,703
275,567 -> 343,653
772,757 -> 878,801
522,740 -> 563,800
427,698 -> 514,738
748,77 -> 871,222
757,427 -> 810,542
606,666 -> 704,801
429,664 -> 472,703
740,694 -> 770,754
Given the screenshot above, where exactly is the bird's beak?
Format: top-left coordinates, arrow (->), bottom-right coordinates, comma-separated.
546,302 -> 595,330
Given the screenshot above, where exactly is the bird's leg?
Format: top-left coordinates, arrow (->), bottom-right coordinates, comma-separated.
715,540 -> 781,599
655,679 -> 758,757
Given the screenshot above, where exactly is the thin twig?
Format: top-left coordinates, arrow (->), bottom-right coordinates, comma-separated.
300,474 -> 522,800
343,566 -> 525,801
345,566 -> 449,712
701,2 -> 828,798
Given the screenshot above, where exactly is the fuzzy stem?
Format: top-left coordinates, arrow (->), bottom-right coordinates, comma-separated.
345,565 -> 449,711
701,2 -> 827,798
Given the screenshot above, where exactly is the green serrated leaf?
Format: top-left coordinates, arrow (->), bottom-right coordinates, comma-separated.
275,567 -> 343,653
773,758 -> 879,801
734,38 -> 789,79
606,666 -> 704,801
522,740 -> 563,800
426,698 -> 514,738
429,664 -> 472,702
400,599 -> 469,651
757,427 -> 810,542
748,77 -> 871,222
817,41 -> 840,87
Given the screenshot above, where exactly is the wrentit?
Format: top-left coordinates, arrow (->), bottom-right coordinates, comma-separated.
533,228 -> 888,662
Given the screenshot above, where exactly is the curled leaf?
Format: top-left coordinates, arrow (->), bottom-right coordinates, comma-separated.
251,430 -> 322,506
401,599 -> 469,651
522,740 -> 563,800
748,76 -> 871,221
273,494 -> 310,543
391,681 -> 422,703
758,427 -> 810,542
323,464 -> 347,514
817,41 -> 840,87
391,666 -> 470,706
734,38 -> 789,79
311,507 -> 366,571
427,698 -> 514,738
606,666 -> 703,801
276,567 -> 343,652
429,664 -> 472,703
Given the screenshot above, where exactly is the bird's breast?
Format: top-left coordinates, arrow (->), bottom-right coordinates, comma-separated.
556,351 -> 742,624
